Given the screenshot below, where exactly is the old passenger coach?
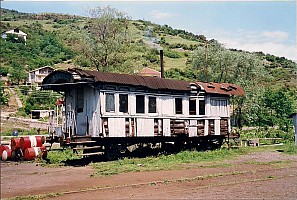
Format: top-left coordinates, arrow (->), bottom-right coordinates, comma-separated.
42,68 -> 244,158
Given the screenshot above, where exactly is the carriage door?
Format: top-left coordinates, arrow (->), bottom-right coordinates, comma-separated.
76,88 -> 87,135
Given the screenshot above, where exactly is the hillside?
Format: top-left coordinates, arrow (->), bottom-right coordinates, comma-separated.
0,8 -> 296,129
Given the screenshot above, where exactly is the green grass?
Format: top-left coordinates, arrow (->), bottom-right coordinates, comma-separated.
280,141 -> 297,154
162,35 -> 200,46
0,121 -> 41,136
164,56 -> 187,69
90,148 -> 247,177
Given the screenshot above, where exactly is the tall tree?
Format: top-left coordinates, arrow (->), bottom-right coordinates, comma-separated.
85,6 -> 132,71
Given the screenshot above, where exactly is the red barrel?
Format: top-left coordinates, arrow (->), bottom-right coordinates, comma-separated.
11,138 -> 21,151
0,145 -> 11,158
2,149 -> 12,161
20,136 -> 43,150
24,146 -> 47,160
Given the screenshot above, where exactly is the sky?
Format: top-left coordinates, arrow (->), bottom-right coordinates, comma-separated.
2,0 -> 297,61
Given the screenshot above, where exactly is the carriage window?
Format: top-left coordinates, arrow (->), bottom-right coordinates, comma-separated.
136,95 -> 145,113
189,98 -> 196,115
76,88 -> 84,113
175,98 -> 183,114
105,93 -> 115,112
199,99 -> 205,115
149,96 -> 156,113
119,94 -> 128,113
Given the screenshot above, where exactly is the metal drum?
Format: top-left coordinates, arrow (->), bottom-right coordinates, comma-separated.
24,146 -> 47,160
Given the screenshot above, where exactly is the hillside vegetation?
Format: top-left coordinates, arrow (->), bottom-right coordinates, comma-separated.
0,7 -> 296,131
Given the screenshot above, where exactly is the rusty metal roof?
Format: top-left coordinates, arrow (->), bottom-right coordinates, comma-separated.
195,82 -> 245,96
43,68 -> 245,96
69,68 -> 191,92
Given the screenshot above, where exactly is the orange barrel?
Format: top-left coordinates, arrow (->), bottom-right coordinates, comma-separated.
20,136 -> 43,150
0,145 -> 11,158
1,149 -> 12,161
11,138 -> 21,151
24,146 -> 47,160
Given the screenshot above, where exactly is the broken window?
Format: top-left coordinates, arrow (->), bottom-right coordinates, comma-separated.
175,98 -> 183,114
119,94 -> 128,113
76,88 -> 84,113
136,95 -> 145,113
189,98 -> 196,115
199,99 -> 205,115
105,93 -> 115,112
149,96 -> 157,113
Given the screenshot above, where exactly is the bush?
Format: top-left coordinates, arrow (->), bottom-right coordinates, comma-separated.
46,148 -> 80,164
164,49 -> 181,59
240,128 -> 294,141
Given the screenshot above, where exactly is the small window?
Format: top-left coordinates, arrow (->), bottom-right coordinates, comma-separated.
76,88 -> 84,113
199,99 -> 205,115
189,98 -> 196,115
149,96 -> 157,113
175,98 -> 183,114
119,94 -> 128,113
136,95 -> 145,113
105,93 -> 115,112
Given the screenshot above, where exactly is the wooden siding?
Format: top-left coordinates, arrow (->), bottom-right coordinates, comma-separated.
63,86 -> 232,138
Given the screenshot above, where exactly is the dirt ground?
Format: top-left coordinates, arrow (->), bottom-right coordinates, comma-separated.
1,151 -> 297,199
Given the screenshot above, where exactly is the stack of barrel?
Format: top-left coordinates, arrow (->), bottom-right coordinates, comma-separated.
0,136 -> 47,161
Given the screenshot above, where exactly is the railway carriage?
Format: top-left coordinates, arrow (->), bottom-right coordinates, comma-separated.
42,68 -> 244,158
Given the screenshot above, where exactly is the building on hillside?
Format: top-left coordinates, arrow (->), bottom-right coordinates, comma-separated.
31,109 -> 54,119
138,67 -> 161,78
1,28 -> 27,42
28,66 -> 55,85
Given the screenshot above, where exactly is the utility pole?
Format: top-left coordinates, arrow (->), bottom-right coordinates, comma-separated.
205,41 -> 209,82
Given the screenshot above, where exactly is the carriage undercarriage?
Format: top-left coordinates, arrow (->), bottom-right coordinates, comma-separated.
47,134 -> 232,160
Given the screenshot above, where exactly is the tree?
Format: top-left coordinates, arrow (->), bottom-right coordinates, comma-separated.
9,62 -> 27,85
85,6 -> 132,71
0,81 -> 9,106
261,88 -> 295,131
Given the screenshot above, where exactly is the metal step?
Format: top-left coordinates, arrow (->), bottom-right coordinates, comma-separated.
67,140 -> 97,145
77,152 -> 104,157
73,146 -> 102,150
72,135 -> 92,139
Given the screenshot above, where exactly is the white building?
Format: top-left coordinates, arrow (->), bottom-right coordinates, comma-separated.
2,28 -> 27,42
28,66 -> 55,85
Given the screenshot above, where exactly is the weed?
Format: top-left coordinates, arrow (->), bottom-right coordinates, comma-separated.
43,148 -> 80,166
281,142 -> 297,154
4,192 -> 63,200
149,181 -> 157,186
267,175 -> 275,179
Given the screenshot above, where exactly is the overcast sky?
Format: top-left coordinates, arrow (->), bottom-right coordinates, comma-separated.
2,0 -> 296,61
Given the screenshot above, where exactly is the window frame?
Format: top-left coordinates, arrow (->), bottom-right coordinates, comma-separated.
119,93 -> 129,113
199,99 -> 205,115
105,93 -> 115,113
189,98 -> 197,115
148,96 -> 157,113
175,97 -> 183,115
136,95 -> 145,114
76,88 -> 84,113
